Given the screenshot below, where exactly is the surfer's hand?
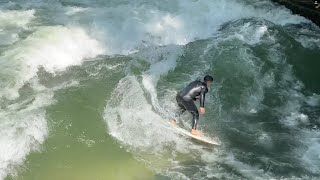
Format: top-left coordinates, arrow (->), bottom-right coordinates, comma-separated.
200,107 -> 205,115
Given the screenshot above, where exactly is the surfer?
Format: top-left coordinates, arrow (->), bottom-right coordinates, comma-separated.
171,75 -> 213,136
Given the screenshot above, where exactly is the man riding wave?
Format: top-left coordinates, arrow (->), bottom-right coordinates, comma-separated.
171,75 -> 213,136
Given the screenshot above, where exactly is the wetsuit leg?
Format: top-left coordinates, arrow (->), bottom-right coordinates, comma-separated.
181,99 -> 199,130
175,95 -> 186,118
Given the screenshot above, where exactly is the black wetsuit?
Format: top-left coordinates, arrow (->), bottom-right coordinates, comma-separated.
175,80 -> 208,130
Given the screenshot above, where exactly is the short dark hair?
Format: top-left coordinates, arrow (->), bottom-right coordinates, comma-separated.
204,75 -> 213,82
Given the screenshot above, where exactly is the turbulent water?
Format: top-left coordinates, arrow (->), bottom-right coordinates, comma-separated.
0,0 -> 320,179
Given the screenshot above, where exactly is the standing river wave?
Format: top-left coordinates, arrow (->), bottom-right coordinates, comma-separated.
0,0 -> 319,179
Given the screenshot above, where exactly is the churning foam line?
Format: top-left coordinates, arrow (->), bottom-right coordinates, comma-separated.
104,75 -> 181,150
0,9 -> 35,29
0,91 -> 53,180
104,75 -> 220,178
59,0 -> 309,55
0,24 -> 105,179
0,9 -> 35,45
131,45 -> 183,117
0,25 -> 105,99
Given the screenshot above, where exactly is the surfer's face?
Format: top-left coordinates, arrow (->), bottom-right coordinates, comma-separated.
207,81 -> 212,89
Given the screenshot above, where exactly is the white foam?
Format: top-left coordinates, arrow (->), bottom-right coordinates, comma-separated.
65,7 -> 88,16
250,109 -> 257,114
222,153 -> 271,180
297,36 -> 320,49
270,50 -> 320,175
278,79 -> 307,127
232,23 -> 269,45
0,74 -> 81,179
0,0 -> 310,54
104,76 -> 193,152
0,9 -> 35,45
0,26 -> 105,99
0,31 -> 19,46
104,76 -> 218,177
145,14 -> 187,45
288,25 -> 320,49
142,0 -> 306,46
0,92 -> 53,179
0,25 -> 104,179
306,94 -> 320,107
0,0 -> 315,179
0,10 -> 35,29
201,18 -> 319,178
131,45 -> 183,114
76,0 -> 308,54
294,130 -> 320,174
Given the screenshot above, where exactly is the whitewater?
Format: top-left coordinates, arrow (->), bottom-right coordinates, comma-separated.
0,0 -> 319,179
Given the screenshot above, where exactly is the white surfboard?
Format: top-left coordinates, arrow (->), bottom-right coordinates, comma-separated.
168,122 -> 220,145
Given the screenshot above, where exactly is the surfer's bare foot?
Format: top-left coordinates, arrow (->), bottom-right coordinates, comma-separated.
170,119 -> 177,126
191,129 -> 202,137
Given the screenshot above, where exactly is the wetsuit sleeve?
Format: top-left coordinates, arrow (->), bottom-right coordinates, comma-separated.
199,87 -> 206,108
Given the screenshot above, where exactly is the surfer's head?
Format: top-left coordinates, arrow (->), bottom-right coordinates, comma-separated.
204,75 -> 213,87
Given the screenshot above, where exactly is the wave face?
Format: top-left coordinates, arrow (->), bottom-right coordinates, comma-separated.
0,0 -> 320,179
